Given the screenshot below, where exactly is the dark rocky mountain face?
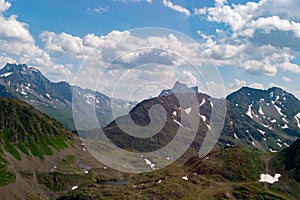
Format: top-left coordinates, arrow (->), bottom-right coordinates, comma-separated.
0,63 -> 136,130
225,87 -> 300,152
1,63 -> 300,153
270,139 -> 300,183
104,83 -> 300,154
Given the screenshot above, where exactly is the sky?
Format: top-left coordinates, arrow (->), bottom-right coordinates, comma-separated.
0,0 -> 300,101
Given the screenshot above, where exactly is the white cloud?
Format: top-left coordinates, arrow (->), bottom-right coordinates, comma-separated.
113,0 -> 152,3
254,0 -> 300,21
215,0 -> 227,7
162,0 -> 190,16
227,79 -> 246,93
280,62 -> 300,73
182,70 -> 198,86
249,82 -> 264,90
0,0 -> 10,12
0,0 -> 72,82
0,15 -> 34,43
281,76 -> 292,82
294,91 -> 300,100
40,29 -> 214,100
194,8 -> 206,15
88,7 -> 109,14
227,79 -> 265,94
267,82 -> 285,90
194,0 -> 300,77
40,30 -> 204,68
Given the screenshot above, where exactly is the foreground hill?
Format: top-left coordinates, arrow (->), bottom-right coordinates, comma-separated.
0,98 -> 110,200
59,140 -> 300,200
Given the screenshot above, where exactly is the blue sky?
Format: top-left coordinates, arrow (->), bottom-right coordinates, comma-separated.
0,0 -> 300,100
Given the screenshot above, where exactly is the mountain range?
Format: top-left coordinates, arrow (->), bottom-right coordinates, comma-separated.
104,84 -> 300,156
0,63 -> 136,130
1,63 -> 300,199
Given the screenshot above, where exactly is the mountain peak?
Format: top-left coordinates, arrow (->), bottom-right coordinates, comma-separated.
172,81 -> 189,90
159,81 -> 198,97
1,63 -> 28,72
0,63 -> 40,75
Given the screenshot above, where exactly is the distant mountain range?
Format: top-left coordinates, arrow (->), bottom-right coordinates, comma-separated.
0,63 -> 136,130
1,63 -> 300,153
104,84 -> 300,154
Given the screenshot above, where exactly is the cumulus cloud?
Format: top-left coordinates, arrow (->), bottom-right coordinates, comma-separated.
227,79 -> 265,94
0,0 -> 10,12
249,82 -> 264,90
0,0 -> 72,82
162,0 -> 190,16
0,15 -> 34,43
113,0 -> 152,3
194,0 -> 300,76
281,76 -> 292,82
88,7 -> 109,14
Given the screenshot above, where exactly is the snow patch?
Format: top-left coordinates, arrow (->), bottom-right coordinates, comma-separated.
184,107 -> 191,114
72,186 -> 78,190
277,143 -> 282,147
200,114 -> 206,122
295,113 -> 300,128
257,129 -> 265,135
270,148 -> 277,153
284,143 -> 289,147
0,72 -> 13,77
281,124 -> 289,129
210,100 -> 214,107
234,133 -> 238,139
173,111 -> 177,116
246,105 -> 253,119
144,158 -> 155,169
21,91 -> 27,95
199,98 -> 206,107
259,173 -> 281,184
207,124 -> 211,130
174,119 -> 183,126
258,107 -> 264,115
282,117 -> 289,124
273,104 -> 284,116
